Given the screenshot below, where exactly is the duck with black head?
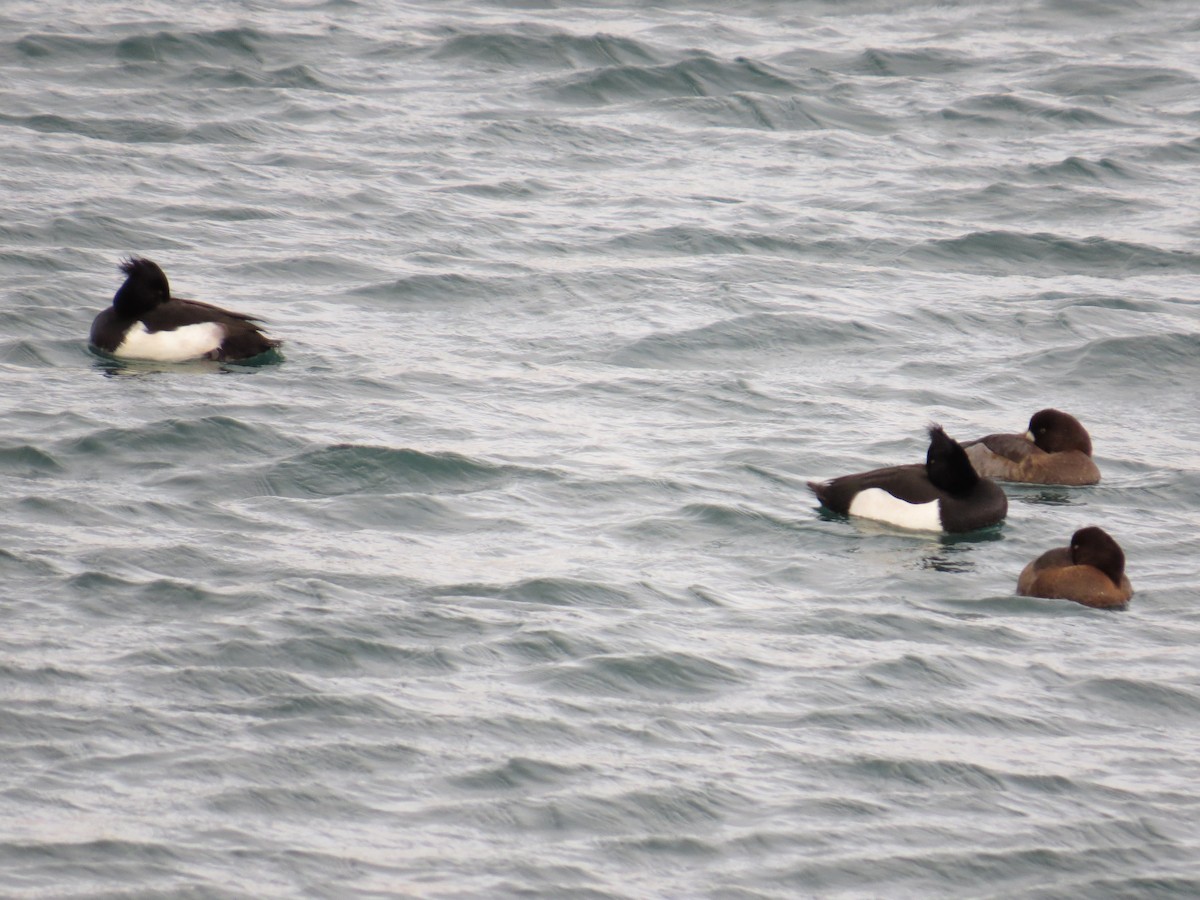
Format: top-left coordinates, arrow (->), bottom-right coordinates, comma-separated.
89,257 -> 280,363
962,409 -> 1099,485
808,424 -> 1008,533
1017,526 -> 1132,609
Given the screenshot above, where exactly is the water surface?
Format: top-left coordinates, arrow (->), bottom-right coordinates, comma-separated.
2,1 -> 1199,896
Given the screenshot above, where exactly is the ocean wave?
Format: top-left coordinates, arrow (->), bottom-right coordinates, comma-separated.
1018,155 -> 1140,184
260,444 -> 530,498
10,25 -> 327,71
853,46 -> 977,77
116,27 -> 272,64
607,312 -> 893,369
448,756 -> 592,793
1078,676 -> 1200,718
435,576 -> 642,609
533,650 -> 745,699
259,492 -> 522,534
2,110 -> 294,146
657,91 -> 894,133
350,271 -> 527,304
545,54 -> 801,106
495,628 -> 609,665
67,570 -> 253,613
1141,135 -> 1200,162
61,416 -> 297,468
0,338 -> 74,369
904,230 -> 1200,276
0,442 -> 64,475
1032,63 -> 1198,99
431,27 -> 660,71
937,92 -> 1127,130
149,632 -> 460,678
0,111 -> 187,144
1023,332 -> 1200,383
181,62 -> 341,92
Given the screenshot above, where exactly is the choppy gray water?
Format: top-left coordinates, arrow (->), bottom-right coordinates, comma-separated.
3,1 -> 1200,896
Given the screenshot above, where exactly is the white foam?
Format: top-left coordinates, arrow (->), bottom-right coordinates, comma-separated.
848,488 -> 942,531
114,321 -> 225,362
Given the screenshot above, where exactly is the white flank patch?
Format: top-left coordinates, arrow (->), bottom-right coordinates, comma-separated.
848,488 -> 942,531
114,321 -> 225,362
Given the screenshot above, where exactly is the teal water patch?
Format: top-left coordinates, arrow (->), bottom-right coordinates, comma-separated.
88,344 -> 284,374
607,312 -> 892,369
261,445 -> 526,497
534,650 -> 746,699
545,54 -> 803,106
906,230 -> 1200,277
434,576 -> 643,609
430,27 -> 661,71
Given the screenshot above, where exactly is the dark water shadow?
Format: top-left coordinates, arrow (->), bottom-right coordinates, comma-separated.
813,505 -> 1006,543
89,344 -> 284,376
1010,486 -> 1088,506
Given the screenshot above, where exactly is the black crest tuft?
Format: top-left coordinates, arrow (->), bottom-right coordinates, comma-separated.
113,256 -> 171,317
925,423 -> 980,495
119,257 -> 169,289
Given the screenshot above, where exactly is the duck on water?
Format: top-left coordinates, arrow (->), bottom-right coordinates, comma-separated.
1017,526 -> 1132,609
808,424 -> 1008,533
962,409 -> 1099,486
89,257 -> 280,363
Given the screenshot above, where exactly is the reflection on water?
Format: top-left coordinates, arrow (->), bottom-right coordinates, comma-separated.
90,346 -> 283,377
919,546 -> 975,574
1016,488 -> 1079,506
917,528 -> 1004,572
